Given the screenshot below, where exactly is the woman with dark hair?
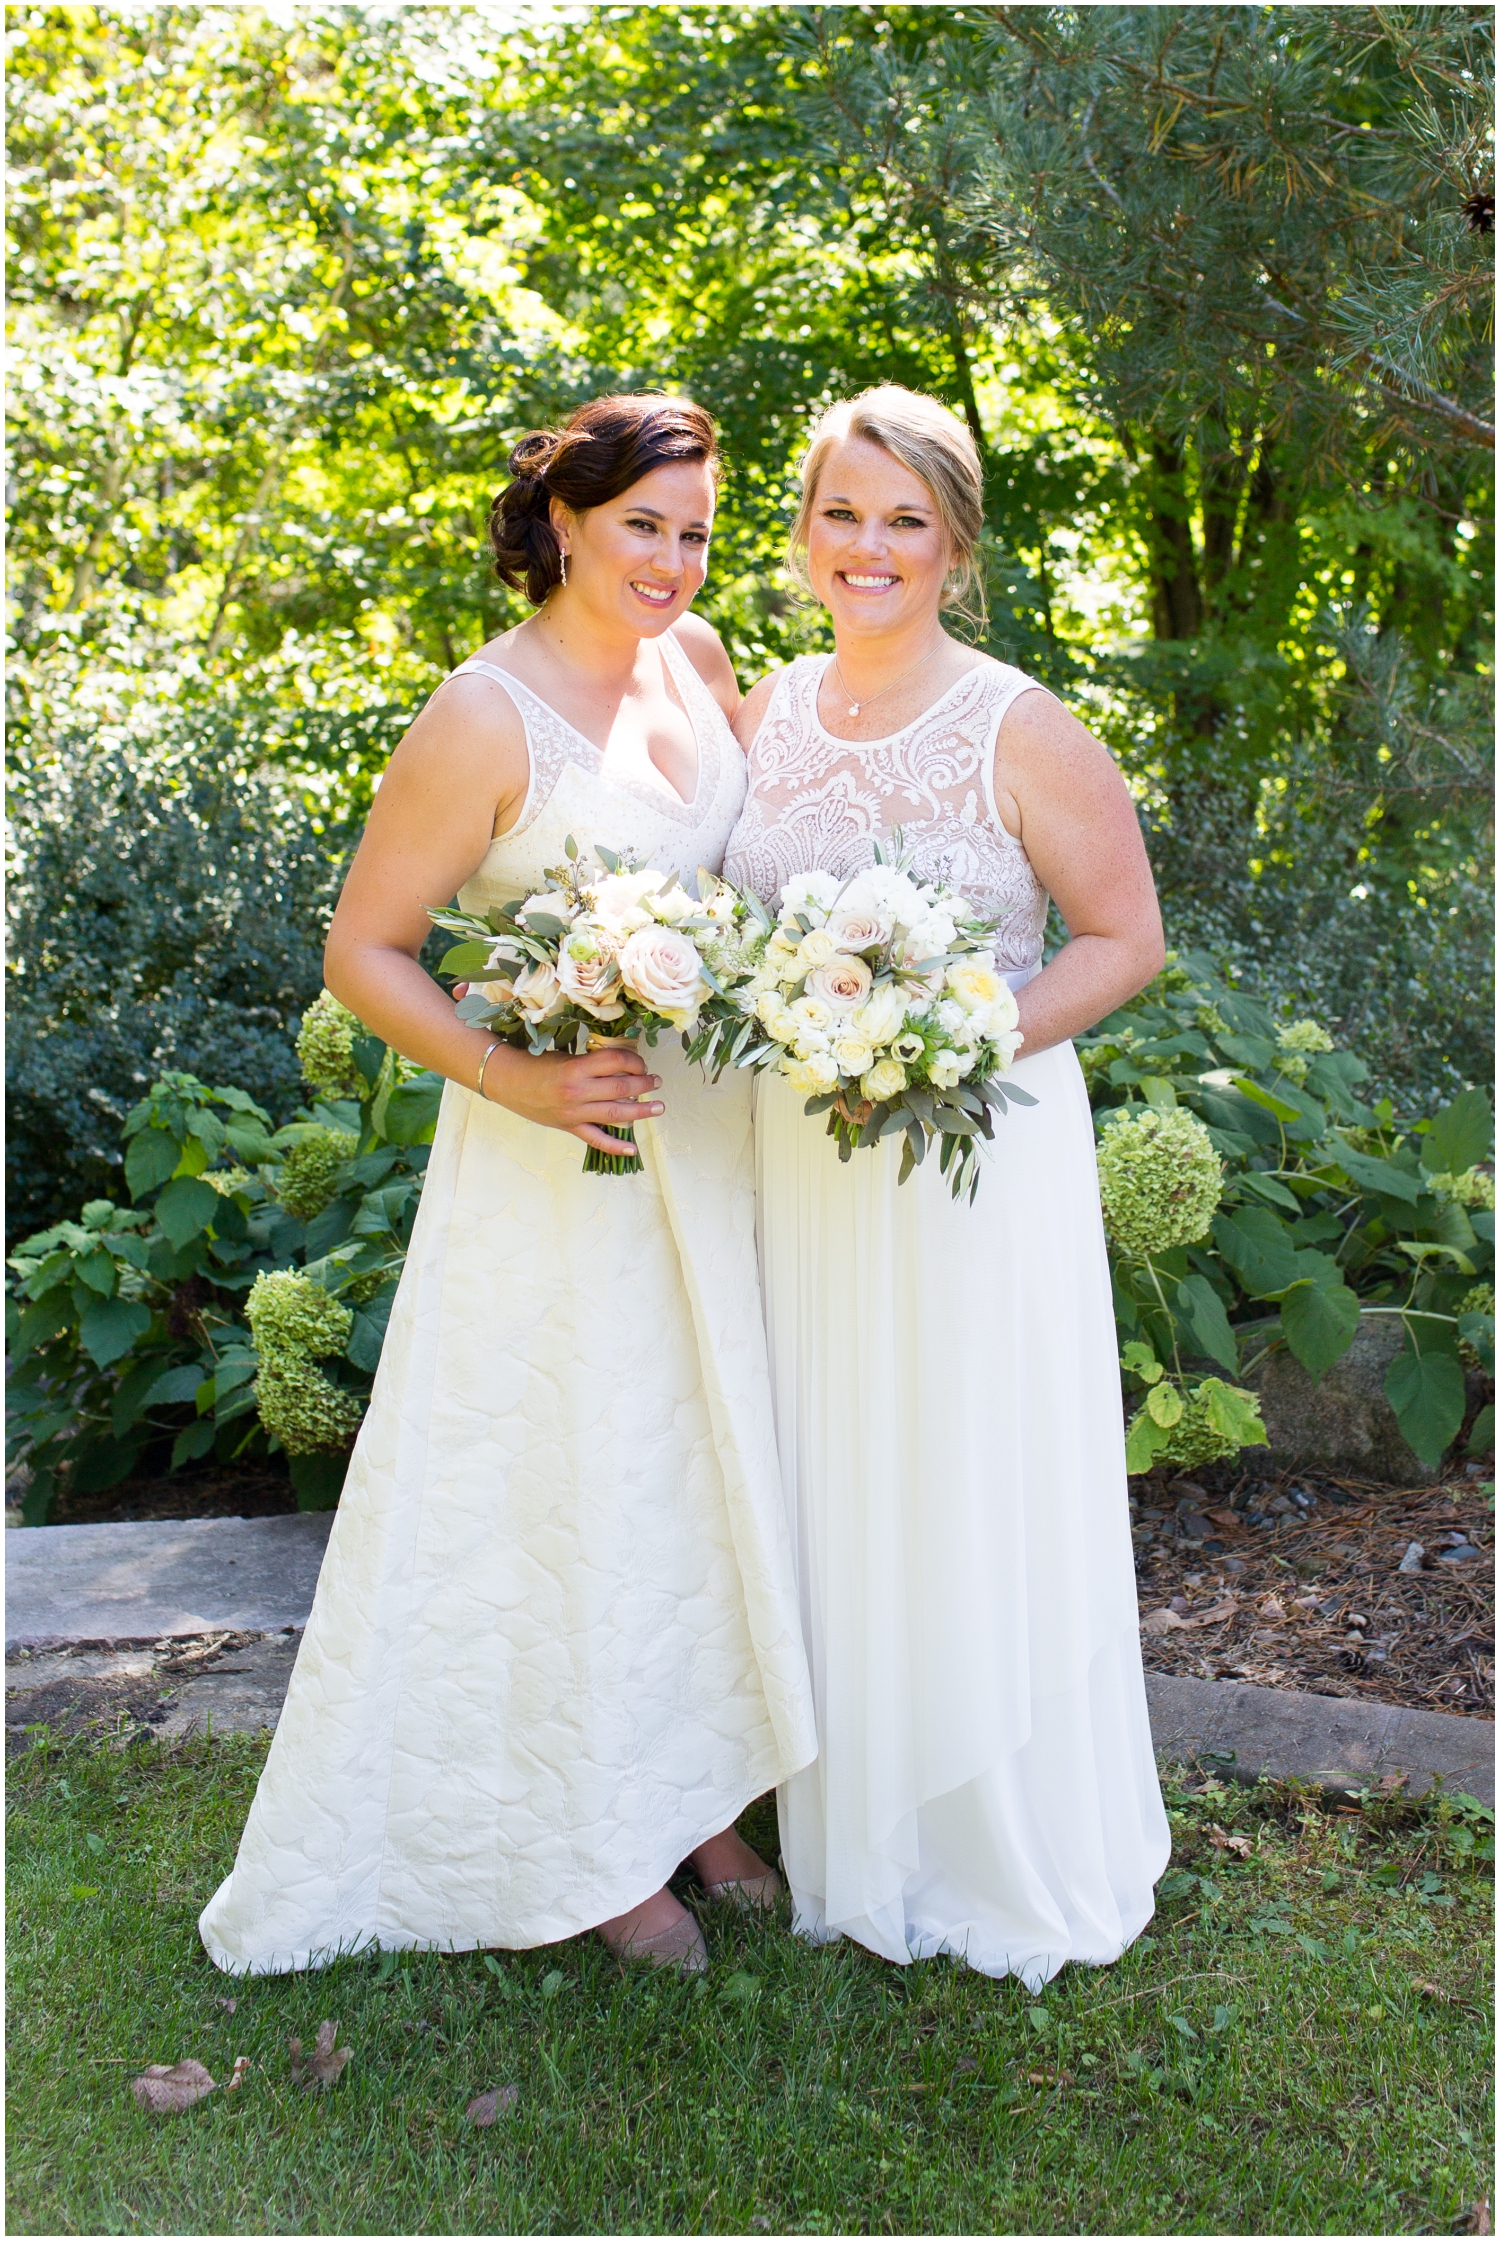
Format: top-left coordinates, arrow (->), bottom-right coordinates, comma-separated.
201,394 -> 815,1978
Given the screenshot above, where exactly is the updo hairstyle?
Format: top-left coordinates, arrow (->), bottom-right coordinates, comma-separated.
789,385 -> 986,627
488,392 -> 721,607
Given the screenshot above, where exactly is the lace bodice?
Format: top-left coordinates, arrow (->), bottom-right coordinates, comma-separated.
452,631 -> 747,913
722,656 -> 1053,971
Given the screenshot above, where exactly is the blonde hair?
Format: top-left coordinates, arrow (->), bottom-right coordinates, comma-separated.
789,384 -> 986,628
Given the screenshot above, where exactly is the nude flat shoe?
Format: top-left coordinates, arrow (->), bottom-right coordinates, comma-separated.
598,1912 -> 709,1974
702,1868 -> 785,1910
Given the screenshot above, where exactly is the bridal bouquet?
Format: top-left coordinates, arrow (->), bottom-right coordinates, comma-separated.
430,840 -> 768,1174
723,844 -> 1036,1200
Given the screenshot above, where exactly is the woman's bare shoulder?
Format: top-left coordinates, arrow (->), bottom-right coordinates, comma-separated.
730,663 -> 795,752
670,612 -> 739,719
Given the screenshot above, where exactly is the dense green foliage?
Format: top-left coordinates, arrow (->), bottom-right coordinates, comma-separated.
6,5 -> 1493,1222
8,970 -> 1493,1522
5,1031 -> 440,1525
7,1738 -> 1492,2235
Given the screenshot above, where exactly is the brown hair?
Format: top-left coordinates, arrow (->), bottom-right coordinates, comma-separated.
488,392 -> 721,606
789,385 -> 986,627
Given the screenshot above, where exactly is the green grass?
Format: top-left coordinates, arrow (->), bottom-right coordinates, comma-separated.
6,1733 -> 1493,2236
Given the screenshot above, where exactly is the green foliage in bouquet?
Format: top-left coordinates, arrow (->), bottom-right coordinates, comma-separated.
1083,954 -> 1495,1476
4,1009 -> 444,1524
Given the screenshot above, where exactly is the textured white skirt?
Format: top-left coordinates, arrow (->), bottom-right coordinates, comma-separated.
201,1049 -> 815,1975
755,1033 -> 1169,1988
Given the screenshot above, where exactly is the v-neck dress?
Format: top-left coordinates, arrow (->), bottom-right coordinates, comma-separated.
201,631 -> 816,1975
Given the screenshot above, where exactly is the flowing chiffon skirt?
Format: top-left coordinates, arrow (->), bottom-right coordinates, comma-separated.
755,1032 -> 1169,1988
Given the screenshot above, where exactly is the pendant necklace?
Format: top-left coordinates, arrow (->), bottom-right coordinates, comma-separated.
831,638 -> 944,719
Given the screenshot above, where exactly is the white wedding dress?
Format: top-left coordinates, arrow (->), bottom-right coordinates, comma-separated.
723,654 -> 1169,1989
202,631 -> 816,1975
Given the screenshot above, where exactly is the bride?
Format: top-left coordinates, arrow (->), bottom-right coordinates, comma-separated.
201,393 -> 814,1978
723,385 -> 1171,1985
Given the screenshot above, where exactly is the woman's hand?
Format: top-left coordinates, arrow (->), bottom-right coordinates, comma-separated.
483,1042 -> 664,1158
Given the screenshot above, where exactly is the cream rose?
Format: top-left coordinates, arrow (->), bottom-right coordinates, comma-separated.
827,907 -> 892,953
794,929 -> 839,972
928,1051 -> 963,1090
783,1052 -> 840,1095
646,878 -> 698,925
617,925 -> 709,1023
832,1034 -> 875,1077
852,984 -> 909,1047
789,994 -> 834,1036
803,955 -> 873,1013
946,960 -> 1005,1014
516,891 -> 575,926
983,983 -> 1021,1038
556,927 -> 626,1020
587,869 -> 661,936
861,1058 -> 907,1102
509,960 -> 568,1020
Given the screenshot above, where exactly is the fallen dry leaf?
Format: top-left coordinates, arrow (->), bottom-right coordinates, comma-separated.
1142,1608 -> 1192,1636
1025,2068 -> 1075,2088
214,1997 -> 238,2015
130,2059 -> 218,2113
1187,1601 -> 1240,1628
467,2085 -> 520,2126
1415,1980 -> 1454,2003
1377,1772 -> 1408,1796
289,2021 -> 352,2093
1259,1596 -> 1286,1621
1464,2194 -> 1492,2237
224,2055 -> 250,2091
1207,1824 -> 1252,1856
1205,1508 -> 1241,1532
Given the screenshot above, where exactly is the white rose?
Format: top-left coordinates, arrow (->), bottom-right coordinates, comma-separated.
509,960 -> 567,1020
832,1035 -> 875,1076
803,955 -> 873,1012
779,870 -> 843,920
556,926 -> 626,1020
827,907 -> 892,953
852,984 -> 909,1047
617,925 -> 710,1024
587,869 -> 662,936
790,994 -> 833,1036
795,929 -> 839,971
784,1052 -> 840,1094
861,1058 -> 907,1102
516,891 -> 575,925
928,1051 -> 963,1090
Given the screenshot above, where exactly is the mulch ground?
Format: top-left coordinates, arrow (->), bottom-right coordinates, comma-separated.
1131,1463 -> 1495,1717
26,1461 -> 299,1528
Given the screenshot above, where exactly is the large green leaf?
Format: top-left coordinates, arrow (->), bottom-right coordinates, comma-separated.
1174,1274 -> 1239,1371
77,1297 -> 151,1369
1330,1139 -> 1421,1205
1278,1280 -> 1361,1382
1422,1088 -> 1494,1179
1213,1208 -> 1300,1299
143,1363 -> 209,1407
381,1074 -> 444,1147
124,1125 -> 181,1201
153,1176 -> 221,1249
1385,1348 -> 1467,1470
1199,1379 -> 1267,1449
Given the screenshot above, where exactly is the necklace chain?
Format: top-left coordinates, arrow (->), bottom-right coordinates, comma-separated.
830,638 -> 945,719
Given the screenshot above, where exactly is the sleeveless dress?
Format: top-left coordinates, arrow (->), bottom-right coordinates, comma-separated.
722,654 -> 1169,1989
201,632 -> 816,1975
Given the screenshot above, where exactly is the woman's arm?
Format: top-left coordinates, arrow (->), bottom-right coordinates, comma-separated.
992,690 -> 1165,1058
730,670 -> 780,753
323,674 -> 665,1156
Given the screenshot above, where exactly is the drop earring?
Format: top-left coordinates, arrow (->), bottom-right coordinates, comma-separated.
559,548 -> 568,587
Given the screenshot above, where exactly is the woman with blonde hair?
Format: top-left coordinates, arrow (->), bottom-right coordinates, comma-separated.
723,384 -> 1170,1985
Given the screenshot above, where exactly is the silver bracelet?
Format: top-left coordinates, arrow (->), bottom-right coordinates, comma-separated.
475,1040 -> 501,1098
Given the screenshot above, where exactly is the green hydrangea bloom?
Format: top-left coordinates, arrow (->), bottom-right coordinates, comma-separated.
1096,1106 -> 1223,1258
246,1271 -> 352,1360
205,1167 -> 252,1197
1277,1018 -> 1334,1055
1127,1385 -> 1244,1471
276,1128 -> 358,1224
1428,1167 -> 1497,1212
255,1354 -> 365,1455
296,990 -> 366,1099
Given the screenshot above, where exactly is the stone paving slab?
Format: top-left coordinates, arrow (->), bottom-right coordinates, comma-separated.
5,1513 -> 334,1650
1145,1670 -> 1494,1807
5,1515 -> 1493,1806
